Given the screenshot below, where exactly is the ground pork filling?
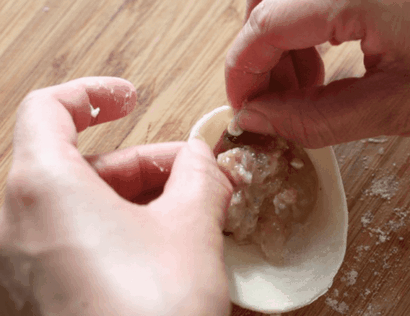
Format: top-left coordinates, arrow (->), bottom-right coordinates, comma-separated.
215,131 -> 318,264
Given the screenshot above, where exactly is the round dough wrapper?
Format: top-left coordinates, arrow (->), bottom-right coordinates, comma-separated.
189,106 -> 348,314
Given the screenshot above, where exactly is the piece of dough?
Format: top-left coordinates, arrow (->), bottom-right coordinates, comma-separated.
189,106 -> 348,313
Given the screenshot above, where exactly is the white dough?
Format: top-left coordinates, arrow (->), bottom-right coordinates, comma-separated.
189,106 -> 348,314
227,114 -> 244,136
89,104 -> 100,118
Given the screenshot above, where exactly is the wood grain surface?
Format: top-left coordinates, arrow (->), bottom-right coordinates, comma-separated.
0,0 -> 409,315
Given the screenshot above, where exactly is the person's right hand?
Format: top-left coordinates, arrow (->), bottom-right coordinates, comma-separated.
226,0 -> 410,148
0,77 -> 232,316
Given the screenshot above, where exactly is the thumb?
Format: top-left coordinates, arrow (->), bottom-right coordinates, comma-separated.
148,139 -> 233,316
155,139 -> 233,230
236,71 -> 410,148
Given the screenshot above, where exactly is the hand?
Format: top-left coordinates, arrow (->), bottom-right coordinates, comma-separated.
0,77 -> 232,315
226,0 -> 410,148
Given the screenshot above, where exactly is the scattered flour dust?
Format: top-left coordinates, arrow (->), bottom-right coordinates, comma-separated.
389,208 -> 409,231
365,137 -> 388,143
354,245 -> 370,261
152,160 -> 165,172
361,207 -> 408,244
341,270 -> 358,286
325,298 -> 349,314
362,304 -> 382,316
368,227 -> 390,244
364,175 -> 399,199
361,210 -> 374,228
122,87 -> 134,114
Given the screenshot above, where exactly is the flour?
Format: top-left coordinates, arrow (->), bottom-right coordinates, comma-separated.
368,227 -> 390,244
388,208 -> 409,231
363,207 -> 408,244
364,175 -> 399,199
365,137 -> 388,143
152,160 -> 165,172
325,298 -> 349,314
89,104 -> 100,118
341,270 -> 358,286
354,245 -> 370,261
363,304 -> 382,316
361,211 -> 374,228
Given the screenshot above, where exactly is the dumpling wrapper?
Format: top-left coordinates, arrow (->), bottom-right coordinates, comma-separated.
189,106 -> 348,314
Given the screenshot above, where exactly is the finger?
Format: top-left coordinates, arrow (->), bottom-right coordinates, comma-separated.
225,51 -> 300,111
244,0 -> 263,23
264,47 -> 325,92
154,139 -> 233,230
225,0 -> 359,109
84,142 -> 184,202
290,47 -> 325,88
267,51 -> 299,92
225,47 -> 324,116
148,140 -> 233,316
14,77 -> 136,159
236,70 -> 410,148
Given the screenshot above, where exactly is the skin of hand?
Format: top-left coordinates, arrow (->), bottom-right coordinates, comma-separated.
0,77 -> 233,316
226,0 -> 410,148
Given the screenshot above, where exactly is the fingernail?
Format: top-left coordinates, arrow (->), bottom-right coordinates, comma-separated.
188,138 -> 214,160
237,109 -> 275,135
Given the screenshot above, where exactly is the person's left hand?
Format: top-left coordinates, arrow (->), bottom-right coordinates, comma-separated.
0,77 -> 232,316
225,0 -> 410,148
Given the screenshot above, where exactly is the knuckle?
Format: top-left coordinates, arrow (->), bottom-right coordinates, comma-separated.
7,167 -> 44,199
18,89 -> 51,119
24,89 -> 42,102
21,89 -> 46,107
247,3 -> 271,36
6,155 -> 67,204
5,169 -> 43,220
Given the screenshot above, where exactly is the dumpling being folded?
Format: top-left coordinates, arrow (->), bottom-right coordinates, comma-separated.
189,105 -> 348,314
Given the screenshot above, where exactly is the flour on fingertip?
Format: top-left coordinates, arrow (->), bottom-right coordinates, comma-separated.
89,104 -> 100,118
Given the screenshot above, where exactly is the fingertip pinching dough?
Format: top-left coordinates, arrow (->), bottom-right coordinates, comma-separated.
189,106 -> 348,314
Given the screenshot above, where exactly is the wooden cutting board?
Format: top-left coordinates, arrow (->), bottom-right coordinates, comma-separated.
0,1 -> 409,315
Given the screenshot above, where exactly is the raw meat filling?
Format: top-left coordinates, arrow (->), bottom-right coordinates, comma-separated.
215,131 -> 318,263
